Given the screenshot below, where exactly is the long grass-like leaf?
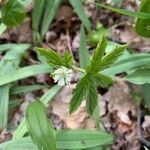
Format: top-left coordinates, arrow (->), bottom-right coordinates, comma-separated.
0,43 -> 30,52
10,84 -> 48,95
41,0 -> 62,37
94,2 -> 150,19
13,85 -> 62,139
124,68 -> 150,84
0,44 -> 30,129
69,0 -> 91,31
102,54 -> 150,77
0,23 -> 7,35
32,0 -> 45,43
1,130 -> 113,149
26,100 -> 56,150
0,64 -> 51,86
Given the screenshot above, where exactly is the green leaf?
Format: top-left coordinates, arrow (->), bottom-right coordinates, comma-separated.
41,0 -> 62,37
95,2 -> 150,19
56,129 -> 113,149
62,51 -> 73,68
135,0 -> 150,37
13,85 -> 61,139
141,84 -> 150,109
99,45 -> 127,70
102,53 -> 150,76
124,68 -> 150,84
94,73 -> 113,87
0,44 -> 30,129
0,23 -> 7,35
0,137 -> 35,150
32,0 -> 45,32
36,48 -> 64,67
26,100 -> 56,150
0,43 -> 30,53
87,36 -> 107,73
86,76 -> 98,115
79,25 -> 90,69
37,47 -> 73,68
1,0 -> 26,26
10,84 -> 48,95
9,99 -> 22,109
0,64 -> 51,86
69,75 -> 89,114
69,0 -> 91,31
0,130 -> 113,149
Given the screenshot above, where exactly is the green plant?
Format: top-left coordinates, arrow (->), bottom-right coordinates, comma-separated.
36,36 -> 126,115
32,0 -> 91,43
94,0 -> 150,37
0,102 -> 113,150
0,0 -> 26,35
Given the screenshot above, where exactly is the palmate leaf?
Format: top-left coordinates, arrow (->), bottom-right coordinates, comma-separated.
79,25 -> 90,69
99,45 -> 127,70
94,73 -> 113,87
70,37 -> 126,114
36,48 -> 73,68
70,73 -> 109,115
69,75 -> 89,114
36,48 -> 64,67
86,76 -> 98,115
1,0 -> 26,26
86,36 -> 107,73
62,52 -> 73,68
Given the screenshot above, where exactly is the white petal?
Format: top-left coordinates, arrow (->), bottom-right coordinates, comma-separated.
66,76 -> 72,82
67,69 -> 73,74
58,78 -> 65,86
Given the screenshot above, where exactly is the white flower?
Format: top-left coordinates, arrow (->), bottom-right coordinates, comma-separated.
52,66 -> 73,86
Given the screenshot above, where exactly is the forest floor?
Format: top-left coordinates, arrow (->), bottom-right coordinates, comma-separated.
0,0 -> 150,149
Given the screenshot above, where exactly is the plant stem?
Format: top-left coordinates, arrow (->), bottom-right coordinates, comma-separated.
72,65 -> 85,74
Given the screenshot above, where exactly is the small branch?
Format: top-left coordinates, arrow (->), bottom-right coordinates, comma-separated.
137,105 -> 150,147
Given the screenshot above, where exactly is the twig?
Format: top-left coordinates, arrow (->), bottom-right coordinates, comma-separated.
137,105 -> 150,148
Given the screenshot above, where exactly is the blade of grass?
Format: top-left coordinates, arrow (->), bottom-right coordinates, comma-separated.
0,64 -> 51,86
9,99 -> 22,109
0,43 -> 30,52
124,68 -> 150,84
102,54 -> 150,77
41,0 -> 62,38
69,0 -> 91,31
94,2 -> 150,19
10,84 -> 48,95
56,129 -> 113,149
32,0 -> 45,43
0,137 -> 35,150
0,44 -> 30,129
13,85 -> 62,139
0,23 -> 7,35
79,25 -> 90,69
1,130 -> 113,149
26,100 -> 56,150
